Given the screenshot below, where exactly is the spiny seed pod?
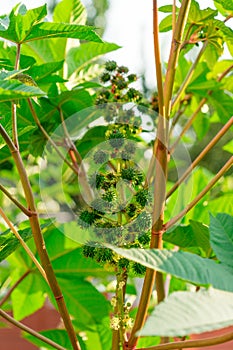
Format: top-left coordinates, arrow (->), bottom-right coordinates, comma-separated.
100,72 -> 111,83
127,88 -> 142,101
132,262 -> 146,275
95,95 -> 108,105
107,129 -> 125,148
121,167 -> 136,181
135,189 -> 151,207
126,203 -> 137,217
102,189 -> 116,202
134,171 -> 144,185
79,210 -> 97,227
118,258 -> 130,269
118,66 -> 129,74
82,243 -> 96,259
127,74 -> 137,82
115,78 -> 128,90
94,247 -> 113,263
138,232 -> 151,245
93,150 -> 108,164
89,172 -> 105,189
105,60 -> 117,71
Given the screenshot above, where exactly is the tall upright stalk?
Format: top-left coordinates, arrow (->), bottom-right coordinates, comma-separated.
0,125 -> 80,350
126,1 -> 191,349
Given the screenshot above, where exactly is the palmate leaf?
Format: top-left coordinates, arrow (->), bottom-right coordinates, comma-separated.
0,4 -> 47,43
67,42 -> 120,78
210,213 -> 233,267
0,79 -> 45,101
163,220 -> 211,256
57,276 -> 110,331
25,329 -> 86,350
11,272 -> 46,321
140,289 -> 233,337
0,4 -> 102,44
214,0 -> 233,13
24,22 -> 102,44
54,0 -> 87,25
108,246 -> 233,292
0,227 -> 32,262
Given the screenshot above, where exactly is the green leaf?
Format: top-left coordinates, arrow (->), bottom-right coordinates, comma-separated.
84,320 -> 112,350
11,272 -> 46,320
25,329 -> 86,350
193,113 -> 210,140
27,60 -> 64,82
67,42 -> 120,78
108,246 -> 233,292
140,289 -> 233,336
208,91 -> 233,122
24,22 -> 102,43
159,5 -> 179,13
54,0 -> 87,25
159,14 -> 173,32
210,213 -> 233,267
52,248 -> 110,278
0,227 -> 32,262
188,1 -> 218,24
0,4 -> 47,43
0,79 -> 45,101
163,220 -> 211,256
223,139 -> 233,153
214,0 -> 233,13
57,276 -> 110,330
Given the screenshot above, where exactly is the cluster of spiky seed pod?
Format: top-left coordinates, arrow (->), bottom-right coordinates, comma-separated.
79,62 -> 154,276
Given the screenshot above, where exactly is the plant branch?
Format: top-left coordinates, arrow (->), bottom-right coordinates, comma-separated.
0,183 -> 36,216
171,41 -> 208,111
153,0 -> 165,116
137,329 -> 233,349
58,107 -> 93,202
167,116 -> 233,198
12,44 -> 21,149
0,309 -> 66,350
163,0 -> 192,119
0,124 -> 81,350
164,156 -> 233,231
0,208 -> 47,281
170,64 -> 233,154
169,97 -> 206,154
172,0 -> 176,37
27,99 -> 79,176
127,3 -> 191,349
0,270 -> 30,307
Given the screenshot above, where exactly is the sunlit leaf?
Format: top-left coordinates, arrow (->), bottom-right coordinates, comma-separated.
140,289 -> 233,336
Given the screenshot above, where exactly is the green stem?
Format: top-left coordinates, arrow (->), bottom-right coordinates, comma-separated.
167,116 -> 233,198
0,123 -> 81,350
0,309 -> 66,350
171,41 -> 208,111
137,329 -> 233,349
0,183 -> 35,216
0,270 -> 30,307
164,156 -> 233,231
